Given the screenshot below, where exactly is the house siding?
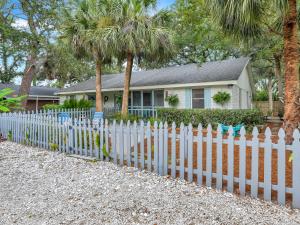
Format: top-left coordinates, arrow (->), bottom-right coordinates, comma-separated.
204,88 -> 211,109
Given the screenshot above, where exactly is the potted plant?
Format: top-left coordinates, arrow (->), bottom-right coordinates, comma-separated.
212,91 -> 231,107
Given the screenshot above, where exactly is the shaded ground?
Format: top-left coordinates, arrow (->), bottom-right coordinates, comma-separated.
0,142 -> 299,225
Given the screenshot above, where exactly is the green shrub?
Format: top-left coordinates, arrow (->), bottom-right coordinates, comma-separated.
63,98 -> 92,109
42,104 -> 62,110
109,112 -> 141,123
212,91 -> 231,106
157,108 -> 264,130
165,94 -> 179,107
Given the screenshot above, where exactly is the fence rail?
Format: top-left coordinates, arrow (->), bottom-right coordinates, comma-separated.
0,112 -> 299,208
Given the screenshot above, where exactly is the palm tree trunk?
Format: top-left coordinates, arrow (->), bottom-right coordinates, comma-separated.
268,78 -> 273,115
274,54 -> 284,116
95,58 -> 103,112
121,52 -> 134,116
283,0 -> 300,143
18,54 -> 37,108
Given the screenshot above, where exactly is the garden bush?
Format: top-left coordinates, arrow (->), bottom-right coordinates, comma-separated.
108,112 -> 141,123
157,108 -> 264,129
42,104 -> 62,110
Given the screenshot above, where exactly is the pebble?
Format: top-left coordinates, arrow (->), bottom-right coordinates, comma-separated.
0,142 -> 300,225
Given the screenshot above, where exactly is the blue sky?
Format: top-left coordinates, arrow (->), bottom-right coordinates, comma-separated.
157,0 -> 175,9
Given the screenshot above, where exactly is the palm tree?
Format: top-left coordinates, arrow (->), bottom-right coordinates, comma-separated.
208,0 -> 299,142
61,0 -> 114,112
105,0 -> 174,116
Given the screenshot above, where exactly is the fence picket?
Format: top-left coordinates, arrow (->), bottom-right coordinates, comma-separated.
154,121 -> 158,173
146,121 -> 152,171
171,122 -> 176,178
264,128 -> 272,201
140,121 -> 145,170
251,127 -> 259,198
227,126 -> 234,193
292,129 -> 300,208
216,124 -> 223,190
197,124 -> 203,185
126,121 -> 131,167
239,127 -> 246,196
206,124 -> 212,187
119,121 -> 124,166
158,122 -> 163,175
112,120 -> 117,164
180,123 -> 185,180
133,121 -> 138,168
188,123 -> 193,182
277,128 -> 286,205
163,122 -> 168,176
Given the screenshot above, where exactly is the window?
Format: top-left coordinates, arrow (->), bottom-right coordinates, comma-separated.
154,90 -> 164,106
132,91 -> 141,106
143,91 -> 152,107
192,89 -> 204,108
87,95 -> 96,107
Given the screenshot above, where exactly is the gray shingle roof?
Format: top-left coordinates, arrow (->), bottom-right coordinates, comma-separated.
57,57 -> 250,94
0,83 -> 59,97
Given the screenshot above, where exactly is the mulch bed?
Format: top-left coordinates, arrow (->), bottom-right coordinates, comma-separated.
134,129 -> 293,205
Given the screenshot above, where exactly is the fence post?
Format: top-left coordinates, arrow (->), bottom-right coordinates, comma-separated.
292,129 -> 300,208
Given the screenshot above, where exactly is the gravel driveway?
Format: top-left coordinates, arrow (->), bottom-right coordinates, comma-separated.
0,142 -> 300,225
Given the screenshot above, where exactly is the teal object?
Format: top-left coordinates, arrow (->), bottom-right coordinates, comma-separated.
221,124 -> 243,137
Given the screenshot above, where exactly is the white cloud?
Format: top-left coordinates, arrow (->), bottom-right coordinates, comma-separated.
12,18 -> 29,30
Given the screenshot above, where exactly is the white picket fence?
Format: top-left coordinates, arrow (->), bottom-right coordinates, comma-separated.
0,112 -> 299,208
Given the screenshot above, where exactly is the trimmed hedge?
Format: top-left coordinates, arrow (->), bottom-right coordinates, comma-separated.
157,108 -> 264,129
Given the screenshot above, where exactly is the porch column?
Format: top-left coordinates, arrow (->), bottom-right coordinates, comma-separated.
141,91 -> 143,117
152,90 -> 154,117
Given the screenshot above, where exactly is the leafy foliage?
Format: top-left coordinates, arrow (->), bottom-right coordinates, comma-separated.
62,98 -> 92,109
165,94 -> 179,107
0,88 -> 25,112
109,112 -> 141,123
212,91 -> 231,106
157,108 -> 264,130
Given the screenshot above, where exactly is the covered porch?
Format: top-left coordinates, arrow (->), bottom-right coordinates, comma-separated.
88,89 -> 165,118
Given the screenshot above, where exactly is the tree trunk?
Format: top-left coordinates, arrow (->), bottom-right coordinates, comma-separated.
121,52 -> 134,116
18,54 -> 37,108
268,77 -> 274,115
274,53 -> 284,116
95,58 -> 103,112
282,0 -> 300,143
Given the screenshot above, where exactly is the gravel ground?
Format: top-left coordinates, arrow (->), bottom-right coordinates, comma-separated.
0,142 -> 300,225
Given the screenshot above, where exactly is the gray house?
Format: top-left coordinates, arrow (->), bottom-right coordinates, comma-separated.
56,57 -> 253,115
